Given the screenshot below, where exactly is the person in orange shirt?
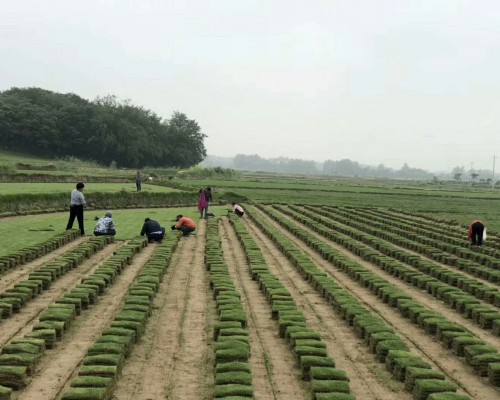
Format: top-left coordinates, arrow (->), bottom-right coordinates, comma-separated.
171,214 -> 196,237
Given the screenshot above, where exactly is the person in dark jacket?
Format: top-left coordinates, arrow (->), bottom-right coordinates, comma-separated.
140,218 -> 165,242
468,220 -> 485,246
136,170 -> 142,192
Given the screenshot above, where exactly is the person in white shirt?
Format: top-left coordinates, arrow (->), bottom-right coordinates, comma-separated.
66,182 -> 87,235
232,202 -> 244,217
94,211 -> 116,236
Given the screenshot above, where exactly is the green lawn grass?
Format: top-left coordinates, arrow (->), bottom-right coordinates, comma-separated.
0,206 -> 228,257
0,183 -> 182,195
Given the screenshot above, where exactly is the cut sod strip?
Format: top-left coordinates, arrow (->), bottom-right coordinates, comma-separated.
0,236 -> 113,322
0,237 -> 147,391
205,218 -> 254,399
267,204 -> 500,385
61,233 -> 181,400
0,230 -> 80,275
227,213 -> 356,400
248,206 -> 474,400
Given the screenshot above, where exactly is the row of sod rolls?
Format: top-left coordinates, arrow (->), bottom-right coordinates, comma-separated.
0,236 -> 142,396
276,204 -> 500,385
206,218 -> 253,399
251,205 -> 472,400
0,235 -> 112,320
61,234 -> 180,400
0,229 -> 80,274
280,207 -> 500,386
228,212 -> 356,400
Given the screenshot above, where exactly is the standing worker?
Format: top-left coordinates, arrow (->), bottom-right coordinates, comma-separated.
136,169 -> 142,192
205,187 -> 213,217
66,182 -> 87,235
172,214 -> 196,236
198,188 -> 208,219
140,218 -> 165,242
468,220 -> 486,246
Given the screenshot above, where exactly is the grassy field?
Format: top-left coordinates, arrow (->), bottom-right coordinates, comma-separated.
0,205 -> 228,256
0,182 -> 183,194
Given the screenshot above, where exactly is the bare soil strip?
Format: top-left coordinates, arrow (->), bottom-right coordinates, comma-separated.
255,206 -> 500,400
113,221 -> 211,400
0,241 -> 124,348
242,216 -> 411,400
0,236 -> 89,293
14,243 -> 157,400
220,218 -> 310,400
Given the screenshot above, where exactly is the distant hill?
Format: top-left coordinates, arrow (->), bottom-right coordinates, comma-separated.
201,154 -> 495,182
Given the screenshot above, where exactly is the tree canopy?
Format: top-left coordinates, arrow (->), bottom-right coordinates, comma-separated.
0,87 -> 207,168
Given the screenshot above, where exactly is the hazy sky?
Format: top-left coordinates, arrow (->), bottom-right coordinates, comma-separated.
1,1 -> 499,172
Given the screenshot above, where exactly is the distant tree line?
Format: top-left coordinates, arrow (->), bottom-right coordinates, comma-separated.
0,87 -> 206,168
202,154 -> 437,179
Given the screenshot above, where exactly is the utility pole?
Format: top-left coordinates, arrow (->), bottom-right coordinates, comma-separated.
493,155 -> 496,190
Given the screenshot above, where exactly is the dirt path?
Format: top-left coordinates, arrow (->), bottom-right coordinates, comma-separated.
14,242 -> 156,400
254,206 -> 499,400
0,241 -> 124,348
0,236 -> 89,292
220,218 -> 310,400
241,216 -> 411,400
113,220 -> 211,400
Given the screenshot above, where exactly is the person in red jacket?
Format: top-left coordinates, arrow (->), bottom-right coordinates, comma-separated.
171,215 -> 196,237
468,220 -> 485,246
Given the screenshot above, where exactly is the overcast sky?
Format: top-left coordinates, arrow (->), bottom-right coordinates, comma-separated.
1,1 -> 499,172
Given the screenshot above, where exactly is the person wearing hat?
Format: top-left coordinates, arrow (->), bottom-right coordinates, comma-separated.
171,214 -> 196,237
140,217 -> 165,242
93,211 -> 116,236
66,182 -> 87,235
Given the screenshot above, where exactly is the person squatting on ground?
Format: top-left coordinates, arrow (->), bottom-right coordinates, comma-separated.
66,182 -> 87,235
468,220 -> 486,246
136,169 -> 142,192
232,203 -> 244,217
172,214 -> 196,236
140,218 -> 165,242
198,187 -> 208,219
94,211 -> 116,236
